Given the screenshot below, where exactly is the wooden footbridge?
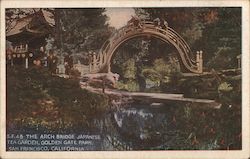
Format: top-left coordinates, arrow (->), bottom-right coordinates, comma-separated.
81,19 -> 229,109
88,20 -> 203,74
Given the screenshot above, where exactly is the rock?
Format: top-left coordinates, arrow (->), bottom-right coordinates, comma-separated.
81,72 -> 120,88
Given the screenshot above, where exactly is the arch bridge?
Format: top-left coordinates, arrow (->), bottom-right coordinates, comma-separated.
89,20 -> 203,74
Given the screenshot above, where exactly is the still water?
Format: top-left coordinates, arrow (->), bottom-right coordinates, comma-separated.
7,102 -> 222,151
101,102 -> 188,150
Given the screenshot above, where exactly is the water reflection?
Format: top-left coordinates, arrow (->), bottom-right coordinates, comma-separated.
105,102 -> 181,150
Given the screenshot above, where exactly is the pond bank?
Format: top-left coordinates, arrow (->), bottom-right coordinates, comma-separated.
81,86 -> 222,109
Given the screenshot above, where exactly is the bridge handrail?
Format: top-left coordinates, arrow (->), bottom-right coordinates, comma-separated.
117,21 -> 197,68
143,21 -> 192,52
98,25 -> 194,69
101,21 -> 192,52
95,20 -> 199,72
141,21 -> 196,64
114,21 -> 197,67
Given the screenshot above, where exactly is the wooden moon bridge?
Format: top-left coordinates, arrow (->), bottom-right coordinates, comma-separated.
89,20 -> 203,74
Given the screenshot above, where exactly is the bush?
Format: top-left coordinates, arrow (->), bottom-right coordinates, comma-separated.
116,80 -> 140,92
7,66 -> 109,132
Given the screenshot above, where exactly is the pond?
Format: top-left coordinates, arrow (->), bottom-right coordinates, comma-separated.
105,102 -> 182,150
101,98 -> 241,150
7,100 -> 241,151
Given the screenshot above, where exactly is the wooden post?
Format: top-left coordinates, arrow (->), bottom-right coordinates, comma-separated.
11,58 -> 14,66
196,51 -> 200,72
25,57 -> 29,69
103,52 -> 107,63
88,53 -> 92,72
195,50 -> 203,73
25,44 -> 28,52
199,50 -> 203,73
93,52 -> 97,71
100,52 -> 103,65
237,55 -> 241,69
238,58 -> 240,68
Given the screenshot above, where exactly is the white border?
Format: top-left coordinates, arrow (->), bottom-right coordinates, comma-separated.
1,0 -> 249,159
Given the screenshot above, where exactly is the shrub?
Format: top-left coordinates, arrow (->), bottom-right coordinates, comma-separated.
7,66 -> 109,132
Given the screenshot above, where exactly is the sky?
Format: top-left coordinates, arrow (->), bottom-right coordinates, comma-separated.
105,8 -> 135,29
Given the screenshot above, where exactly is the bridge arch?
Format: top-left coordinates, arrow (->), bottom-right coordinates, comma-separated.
91,21 -> 203,74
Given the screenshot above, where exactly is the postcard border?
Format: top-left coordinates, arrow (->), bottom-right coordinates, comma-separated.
1,0 -> 249,159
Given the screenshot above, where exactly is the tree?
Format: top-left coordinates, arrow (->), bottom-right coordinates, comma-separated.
200,8 -> 241,69
111,38 -> 150,91
135,8 -> 205,73
136,8 -> 241,70
142,58 -> 179,91
135,8 -> 203,44
55,8 -> 113,54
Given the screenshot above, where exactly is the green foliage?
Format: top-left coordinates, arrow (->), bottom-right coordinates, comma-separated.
196,8 -> 241,69
116,80 -> 140,92
178,77 -> 212,98
7,66 -> 109,132
135,8 -> 206,45
122,58 -> 137,80
218,82 -> 233,92
69,68 -> 81,79
137,103 -> 241,150
142,68 -> 160,82
217,79 -> 241,106
178,72 -> 241,105
153,59 -> 171,76
55,8 -> 112,53
207,48 -> 239,70
142,58 -> 181,92
137,8 -> 241,70
170,104 -> 241,150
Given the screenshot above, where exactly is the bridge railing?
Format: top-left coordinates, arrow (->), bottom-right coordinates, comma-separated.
116,21 -> 198,69
141,21 -> 197,68
94,20 -> 202,73
143,22 -> 193,54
